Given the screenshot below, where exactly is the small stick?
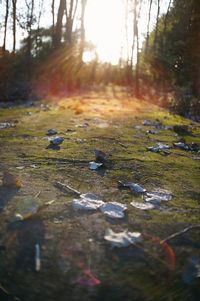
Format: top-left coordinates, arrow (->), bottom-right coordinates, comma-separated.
55,181 -> 81,195
119,143 -> 128,148
44,200 -> 55,206
35,191 -> 41,198
161,225 -> 200,243
118,180 -> 125,187
0,283 -> 9,295
35,244 -> 41,272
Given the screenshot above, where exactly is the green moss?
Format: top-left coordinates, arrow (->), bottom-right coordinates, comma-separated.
0,94 -> 200,301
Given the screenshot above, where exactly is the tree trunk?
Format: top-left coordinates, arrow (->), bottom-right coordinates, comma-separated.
135,0 -> 142,98
36,0 -> 44,54
27,0 -> 34,80
80,0 -> 87,62
54,0 -> 65,48
52,0 -> 55,29
145,0 -> 152,54
37,0 -> 43,28
3,0 -> 9,54
161,0 -> 172,49
154,0 -> 160,52
51,0 -> 55,43
125,0 -> 129,65
65,0 -> 78,47
12,0 -> 17,54
130,2 -> 135,70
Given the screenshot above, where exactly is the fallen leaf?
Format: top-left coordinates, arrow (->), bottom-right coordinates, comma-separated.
100,202 -> 127,218
131,201 -> 156,210
89,161 -> 103,170
104,228 -> 142,248
2,171 -> 22,188
72,193 -> 104,210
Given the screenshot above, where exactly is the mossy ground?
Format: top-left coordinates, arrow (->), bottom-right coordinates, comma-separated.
0,86 -> 200,301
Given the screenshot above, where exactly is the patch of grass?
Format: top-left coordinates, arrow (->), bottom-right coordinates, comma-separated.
0,91 -> 200,301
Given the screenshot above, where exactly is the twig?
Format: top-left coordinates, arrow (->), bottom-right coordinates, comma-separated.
161,225 -> 200,243
35,244 -> 41,272
55,181 -> 81,195
119,142 -> 128,148
0,283 -> 9,295
44,200 -> 55,206
35,191 -> 41,198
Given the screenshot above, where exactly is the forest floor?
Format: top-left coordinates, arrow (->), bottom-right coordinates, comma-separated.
0,86 -> 200,301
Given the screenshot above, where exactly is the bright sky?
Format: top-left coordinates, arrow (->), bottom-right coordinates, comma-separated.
84,0 -> 125,64
0,0 -> 170,64
84,0 -> 169,64
85,0 -> 169,64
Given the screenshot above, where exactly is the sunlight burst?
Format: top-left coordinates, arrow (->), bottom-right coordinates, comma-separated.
84,0 -> 125,64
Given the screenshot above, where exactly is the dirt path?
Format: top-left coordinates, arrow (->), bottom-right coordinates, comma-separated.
0,88 -> 200,301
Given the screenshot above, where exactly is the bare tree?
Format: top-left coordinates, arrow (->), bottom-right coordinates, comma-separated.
51,0 -> 57,44
54,0 -> 65,47
2,0 -> 10,53
15,0 -> 35,77
65,0 -> 79,47
51,0 -> 55,35
135,0 -> 142,97
128,0 -> 142,94
130,0 -> 142,66
130,1 -> 135,70
26,0 -> 35,78
35,0 -> 44,54
145,0 -> 153,54
37,0 -> 44,29
80,0 -> 87,61
12,0 -> 17,53
161,0 -> 172,49
52,0 -> 79,48
125,0 -> 130,65
154,0 -> 160,51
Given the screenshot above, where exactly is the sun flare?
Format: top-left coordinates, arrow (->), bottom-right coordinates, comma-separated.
84,0 -> 125,64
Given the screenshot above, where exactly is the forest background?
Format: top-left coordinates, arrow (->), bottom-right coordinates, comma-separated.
0,0 -> 199,118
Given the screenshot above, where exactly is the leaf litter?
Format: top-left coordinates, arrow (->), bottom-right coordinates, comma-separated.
130,201 -> 156,210
1,99 -> 199,297
72,193 -> 104,210
0,122 -> 14,129
49,136 -> 64,145
47,128 -> 57,135
131,189 -> 172,210
89,161 -> 103,170
100,202 -> 127,219
118,181 -> 146,194
147,143 -> 171,153
72,193 -> 127,219
143,119 -> 162,127
144,189 -> 172,203
2,171 -> 22,188
94,149 -> 108,162
12,198 -> 41,221
104,228 -> 142,248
